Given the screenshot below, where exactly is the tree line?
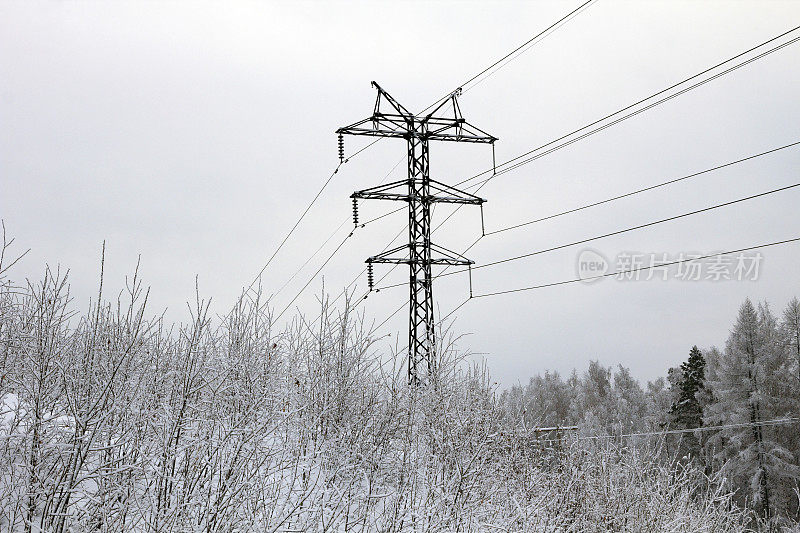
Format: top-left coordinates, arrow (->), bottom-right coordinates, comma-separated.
500,297 -> 800,524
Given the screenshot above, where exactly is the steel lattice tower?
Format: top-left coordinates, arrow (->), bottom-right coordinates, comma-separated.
337,82 -> 496,384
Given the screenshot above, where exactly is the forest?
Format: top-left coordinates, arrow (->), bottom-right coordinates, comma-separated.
1,235 -> 799,531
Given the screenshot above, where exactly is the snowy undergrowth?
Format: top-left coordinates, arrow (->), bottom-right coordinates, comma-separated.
0,260 -> 757,531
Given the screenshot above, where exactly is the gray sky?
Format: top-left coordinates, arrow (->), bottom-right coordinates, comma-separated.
2,1 -> 800,387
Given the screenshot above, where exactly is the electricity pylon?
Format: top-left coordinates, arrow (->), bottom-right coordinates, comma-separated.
337,82 -> 496,384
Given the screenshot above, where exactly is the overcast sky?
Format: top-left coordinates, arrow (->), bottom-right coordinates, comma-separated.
2,1 -> 800,387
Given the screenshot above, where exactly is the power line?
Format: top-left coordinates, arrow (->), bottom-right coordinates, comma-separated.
408,26 -> 800,276
417,139 -> 800,288
366,238 -> 800,373
243,163 -> 341,296
226,148 -> 373,322
471,237 -> 800,299
454,25 -> 800,190
373,237 -> 800,330
271,216 -> 351,301
360,206 -> 406,226
271,156 -> 406,301
375,227 -> 800,348
374,172 -> 800,290
438,297 -> 472,325
421,0 -> 597,114
509,417 -> 800,446
252,158 -> 410,325
218,163 -> 345,328
305,223 -> 409,330
455,181 -> 800,277
274,231 -> 356,322
374,300 -> 407,332
348,138 -> 382,159
579,417 -> 800,441
485,140 -> 800,236
463,1 -> 598,96
482,36 -> 800,184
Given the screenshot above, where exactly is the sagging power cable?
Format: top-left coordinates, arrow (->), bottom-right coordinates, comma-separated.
373,141 -> 800,291
455,25 -> 800,190
472,237 -> 800,299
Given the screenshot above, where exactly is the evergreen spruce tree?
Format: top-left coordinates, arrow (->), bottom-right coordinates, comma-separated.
668,346 -> 706,459
669,346 -> 706,429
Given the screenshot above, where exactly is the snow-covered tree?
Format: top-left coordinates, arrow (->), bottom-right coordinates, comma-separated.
782,297 -> 800,382
611,364 -> 649,434
498,370 -> 574,429
644,376 -> 671,430
704,299 -> 800,521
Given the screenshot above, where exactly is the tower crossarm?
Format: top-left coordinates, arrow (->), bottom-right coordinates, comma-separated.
336,116 -> 410,139
337,82 -> 498,144
350,180 -> 410,201
352,179 -> 485,205
366,243 -> 473,267
336,116 -> 496,143
427,180 -> 485,205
